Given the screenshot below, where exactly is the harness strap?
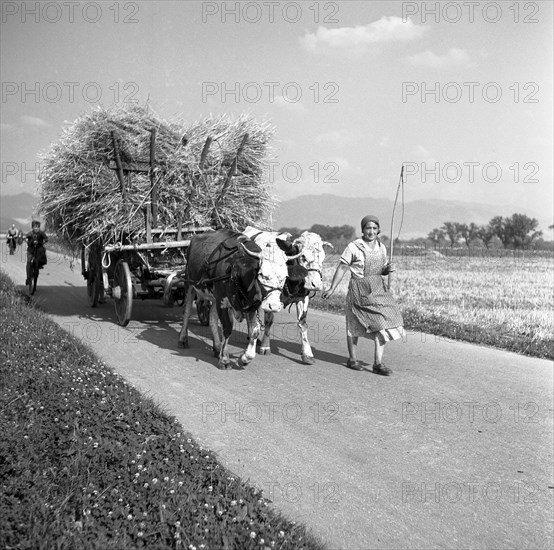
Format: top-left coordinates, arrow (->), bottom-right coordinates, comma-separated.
203,234 -> 252,273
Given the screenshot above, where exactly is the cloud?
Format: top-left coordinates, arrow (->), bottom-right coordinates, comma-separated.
379,136 -> 391,148
273,96 -> 307,114
405,48 -> 471,68
20,115 -> 49,128
413,145 -> 437,165
300,16 -> 427,53
315,129 -> 356,147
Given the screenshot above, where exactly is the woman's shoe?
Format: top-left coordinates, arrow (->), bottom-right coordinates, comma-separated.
373,363 -> 392,376
346,358 -> 363,371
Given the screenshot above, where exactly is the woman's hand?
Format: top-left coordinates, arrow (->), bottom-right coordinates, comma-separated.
382,261 -> 395,275
322,288 -> 334,300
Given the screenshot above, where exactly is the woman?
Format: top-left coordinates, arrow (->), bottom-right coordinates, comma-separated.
322,215 -> 404,375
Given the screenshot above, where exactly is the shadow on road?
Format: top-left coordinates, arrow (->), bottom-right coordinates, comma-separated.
20,279 -> 350,371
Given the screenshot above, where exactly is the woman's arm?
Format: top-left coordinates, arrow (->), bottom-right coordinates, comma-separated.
322,262 -> 350,299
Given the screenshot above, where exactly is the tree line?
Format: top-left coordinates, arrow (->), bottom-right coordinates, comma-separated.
428,214 -> 543,249
279,214 -> 551,251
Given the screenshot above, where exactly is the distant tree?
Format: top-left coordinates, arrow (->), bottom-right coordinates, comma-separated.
489,216 -> 512,248
309,224 -> 355,244
475,224 -> 496,249
459,222 -> 480,248
489,214 -> 542,249
440,222 -> 463,248
277,227 -> 303,239
508,213 -> 542,249
427,228 -> 446,249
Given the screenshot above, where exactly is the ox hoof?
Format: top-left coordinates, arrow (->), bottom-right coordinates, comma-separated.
301,354 -> 315,365
217,360 -> 232,370
259,347 -> 271,355
239,354 -> 251,366
178,340 -> 189,349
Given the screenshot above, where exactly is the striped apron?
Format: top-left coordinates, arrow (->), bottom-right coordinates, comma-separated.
345,241 -> 404,341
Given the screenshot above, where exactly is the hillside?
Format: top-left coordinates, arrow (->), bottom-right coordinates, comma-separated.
271,194 -> 549,238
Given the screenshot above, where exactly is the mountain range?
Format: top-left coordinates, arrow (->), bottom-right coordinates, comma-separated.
1,192 -> 550,240
271,194 -> 551,239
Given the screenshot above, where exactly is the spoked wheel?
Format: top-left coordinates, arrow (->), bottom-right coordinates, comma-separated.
28,259 -> 38,296
113,260 -> 133,326
87,246 -> 103,307
196,299 -> 211,326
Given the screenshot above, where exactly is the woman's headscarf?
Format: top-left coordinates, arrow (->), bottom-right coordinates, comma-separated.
361,215 -> 380,231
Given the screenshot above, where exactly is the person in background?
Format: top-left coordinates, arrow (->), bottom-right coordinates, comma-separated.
322,215 -> 404,375
6,224 -> 19,253
25,220 -> 48,285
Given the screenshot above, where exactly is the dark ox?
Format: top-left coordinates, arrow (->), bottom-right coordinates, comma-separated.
178,230 -> 264,369
249,230 -> 333,364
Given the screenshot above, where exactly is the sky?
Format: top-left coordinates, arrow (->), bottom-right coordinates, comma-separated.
1,0 -> 553,225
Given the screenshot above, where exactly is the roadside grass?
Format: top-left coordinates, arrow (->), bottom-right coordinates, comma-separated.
311,254 -> 554,360
0,271 -> 327,550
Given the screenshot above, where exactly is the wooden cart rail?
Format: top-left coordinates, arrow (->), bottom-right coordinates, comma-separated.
103,240 -> 193,253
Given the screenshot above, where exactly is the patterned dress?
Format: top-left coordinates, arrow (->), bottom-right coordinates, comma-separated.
343,239 -> 404,341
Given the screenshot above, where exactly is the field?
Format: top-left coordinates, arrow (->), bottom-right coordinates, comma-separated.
311,252 -> 554,359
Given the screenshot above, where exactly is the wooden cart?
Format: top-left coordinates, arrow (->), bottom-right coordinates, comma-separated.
79,127 -> 241,326
81,226 -> 212,326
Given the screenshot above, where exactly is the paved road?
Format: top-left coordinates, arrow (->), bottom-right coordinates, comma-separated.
2,248 -> 553,549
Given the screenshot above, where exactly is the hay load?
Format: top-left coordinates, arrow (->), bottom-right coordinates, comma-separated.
39,104 -> 275,248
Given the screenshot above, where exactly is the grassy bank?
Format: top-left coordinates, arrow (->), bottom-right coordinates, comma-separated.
312,254 -> 553,360
0,271 -> 326,550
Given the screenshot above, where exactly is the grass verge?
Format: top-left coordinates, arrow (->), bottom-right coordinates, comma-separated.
0,270 -> 326,550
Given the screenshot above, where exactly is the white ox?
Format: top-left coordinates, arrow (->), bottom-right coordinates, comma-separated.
250,230 -> 333,364
242,226 -> 293,313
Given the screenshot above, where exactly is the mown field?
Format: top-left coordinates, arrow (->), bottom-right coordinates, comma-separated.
0,271 -> 326,550
311,252 -> 554,359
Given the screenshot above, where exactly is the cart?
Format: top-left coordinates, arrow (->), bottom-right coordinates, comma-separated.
81,226 -> 212,326
78,127 -> 245,327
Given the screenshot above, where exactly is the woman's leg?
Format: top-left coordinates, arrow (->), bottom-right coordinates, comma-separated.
374,334 -> 385,365
347,335 -> 358,361
373,334 -> 392,375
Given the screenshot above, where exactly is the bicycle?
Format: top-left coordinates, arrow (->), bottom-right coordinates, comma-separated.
27,243 -> 40,295
7,235 -> 16,255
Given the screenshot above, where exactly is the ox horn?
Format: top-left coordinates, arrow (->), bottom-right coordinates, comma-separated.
286,241 -> 304,260
240,242 -> 262,259
322,241 -> 334,249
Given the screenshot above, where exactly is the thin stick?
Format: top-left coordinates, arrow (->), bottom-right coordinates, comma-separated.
389,165 -> 404,262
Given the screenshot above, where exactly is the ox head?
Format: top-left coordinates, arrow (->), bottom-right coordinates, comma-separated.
242,227 -> 302,312
229,244 -> 263,311
288,232 -> 333,292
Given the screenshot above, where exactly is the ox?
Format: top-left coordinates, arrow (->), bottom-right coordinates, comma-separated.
256,231 -> 333,364
178,230 -> 264,369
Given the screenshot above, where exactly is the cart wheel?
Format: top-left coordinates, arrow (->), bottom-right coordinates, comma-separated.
87,247 -> 102,307
113,260 -> 133,326
196,299 -> 211,326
